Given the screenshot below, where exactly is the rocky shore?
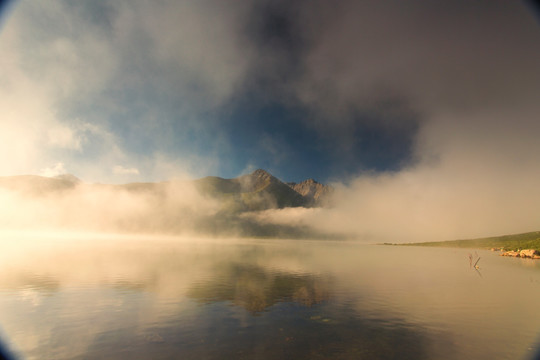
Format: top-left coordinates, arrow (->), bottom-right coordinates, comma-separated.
494,248 -> 540,259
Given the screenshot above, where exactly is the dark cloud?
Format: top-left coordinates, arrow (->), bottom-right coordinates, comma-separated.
293,0 -> 540,116
0,0 -> 15,23
2,0 -> 540,183
62,0 -> 118,35
219,97 -> 420,182
249,0 -> 306,56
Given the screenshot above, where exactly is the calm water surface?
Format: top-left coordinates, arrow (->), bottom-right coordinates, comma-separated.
0,236 -> 539,359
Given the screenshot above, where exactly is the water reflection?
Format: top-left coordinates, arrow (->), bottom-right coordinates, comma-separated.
0,237 -> 538,359
188,263 -> 331,312
14,274 -> 60,294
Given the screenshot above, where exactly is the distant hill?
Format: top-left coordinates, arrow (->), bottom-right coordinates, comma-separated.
0,174 -> 80,194
395,231 -> 540,251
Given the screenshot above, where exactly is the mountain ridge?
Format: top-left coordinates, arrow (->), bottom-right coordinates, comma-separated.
195,169 -> 331,210
0,169 -> 332,210
287,178 -> 331,206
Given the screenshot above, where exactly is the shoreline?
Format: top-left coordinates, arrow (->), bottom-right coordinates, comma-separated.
496,248 -> 540,259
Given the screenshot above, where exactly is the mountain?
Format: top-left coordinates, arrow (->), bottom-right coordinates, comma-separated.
195,169 -> 331,210
0,170 -> 341,238
0,169 -> 335,238
0,169 -> 332,210
287,178 -> 332,206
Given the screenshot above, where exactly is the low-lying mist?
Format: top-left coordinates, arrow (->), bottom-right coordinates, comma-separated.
2,109 -> 540,244
0,176 -> 325,239
0,179 -> 216,235
240,114 -> 540,243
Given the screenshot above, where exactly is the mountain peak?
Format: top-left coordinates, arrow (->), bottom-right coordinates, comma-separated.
251,169 -> 272,178
245,170 -> 331,206
288,177 -> 331,205
54,173 -> 81,183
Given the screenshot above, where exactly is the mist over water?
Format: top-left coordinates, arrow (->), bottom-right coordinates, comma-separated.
0,236 -> 539,360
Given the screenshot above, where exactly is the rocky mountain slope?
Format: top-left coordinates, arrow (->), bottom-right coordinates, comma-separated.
287,178 -> 331,206
195,169 -> 330,210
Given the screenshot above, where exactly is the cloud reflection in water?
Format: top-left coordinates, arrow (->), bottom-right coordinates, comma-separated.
1,237 -> 538,359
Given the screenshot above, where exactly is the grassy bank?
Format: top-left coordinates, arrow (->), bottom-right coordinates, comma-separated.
395,231 -> 540,252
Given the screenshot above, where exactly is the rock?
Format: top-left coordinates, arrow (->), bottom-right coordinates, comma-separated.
519,249 -> 538,258
501,249 -> 540,258
501,251 -> 520,257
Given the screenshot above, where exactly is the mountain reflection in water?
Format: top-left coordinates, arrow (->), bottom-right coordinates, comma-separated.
0,236 -> 539,359
187,263 -> 331,312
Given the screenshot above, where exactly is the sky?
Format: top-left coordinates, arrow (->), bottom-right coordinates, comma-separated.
1,0 -> 540,241
1,0 -> 537,184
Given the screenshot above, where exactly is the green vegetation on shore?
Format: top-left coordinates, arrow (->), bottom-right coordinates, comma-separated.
394,231 -> 540,252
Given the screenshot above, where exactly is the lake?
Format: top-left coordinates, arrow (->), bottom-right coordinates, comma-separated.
0,235 -> 539,359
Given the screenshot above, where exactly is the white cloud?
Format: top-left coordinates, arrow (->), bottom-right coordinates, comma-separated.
0,0 -> 253,182
47,125 -> 82,150
0,1 -> 118,177
133,0 -> 252,108
39,162 -> 67,177
113,165 -> 140,175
